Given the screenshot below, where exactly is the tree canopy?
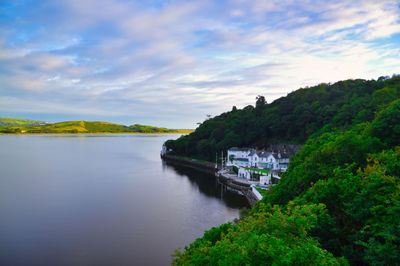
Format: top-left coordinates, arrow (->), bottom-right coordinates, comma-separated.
172,76 -> 400,265
165,76 -> 400,161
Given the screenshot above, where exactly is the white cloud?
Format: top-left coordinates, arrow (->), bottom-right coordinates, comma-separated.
0,96 -> 124,116
1,0 -> 400,127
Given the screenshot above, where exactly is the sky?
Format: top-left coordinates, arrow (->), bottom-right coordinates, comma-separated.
1,0 -> 400,128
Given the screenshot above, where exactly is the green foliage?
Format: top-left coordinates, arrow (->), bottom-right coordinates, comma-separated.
232,165 -> 238,174
166,77 -> 400,161
173,77 -> 400,265
268,125 -> 384,206
261,104 -> 400,265
256,187 -> 269,198
0,117 -> 47,127
368,99 -> 400,147
173,203 -> 347,265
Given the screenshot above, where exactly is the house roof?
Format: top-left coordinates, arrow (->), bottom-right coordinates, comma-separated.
263,152 -> 292,160
228,147 -> 295,160
271,153 -> 280,160
228,147 -> 251,152
248,150 -> 257,156
279,153 -> 291,159
257,151 -> 272,158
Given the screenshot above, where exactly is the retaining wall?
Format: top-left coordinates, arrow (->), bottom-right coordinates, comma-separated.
161,154 -> 217,174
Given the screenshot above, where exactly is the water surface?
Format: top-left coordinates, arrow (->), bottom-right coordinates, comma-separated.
0,134 -> 247,265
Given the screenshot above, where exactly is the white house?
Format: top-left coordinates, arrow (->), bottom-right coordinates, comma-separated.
227,147 -> 292,172
234,158 -> 250,167
238,167 -> 251,179
260,174 -> 271,185
265,153 -> 279,170
248,150 -> 259,167
256,152 -> 272,169
227,147 -> 253,167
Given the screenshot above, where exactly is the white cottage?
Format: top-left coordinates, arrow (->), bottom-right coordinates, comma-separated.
265,153 -> 279,170
263,152 -> 291,171
238,167 -> 251,179
260,174 -> 272,185
256,151 -> 272,169
227,147 -> 292,172
227,147 -> 252,167
248,150 -> 259,168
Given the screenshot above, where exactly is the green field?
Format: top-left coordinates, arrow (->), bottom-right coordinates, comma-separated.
244,167 -> 270,174
0,120 -> 193,134
0,117 -> 49,127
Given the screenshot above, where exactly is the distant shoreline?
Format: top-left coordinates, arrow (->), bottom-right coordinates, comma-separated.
0,131 -> 192,135
0,119 -> 193,135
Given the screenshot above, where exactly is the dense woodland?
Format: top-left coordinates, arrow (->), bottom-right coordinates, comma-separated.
0,120 -> 191,134
165,76 -> 400,162
172,76 -> 400,265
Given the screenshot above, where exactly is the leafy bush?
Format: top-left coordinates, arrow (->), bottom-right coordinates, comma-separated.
173,204 -> 347,265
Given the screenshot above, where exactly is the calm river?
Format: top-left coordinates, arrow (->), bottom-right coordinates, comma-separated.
0,134 -> 247,265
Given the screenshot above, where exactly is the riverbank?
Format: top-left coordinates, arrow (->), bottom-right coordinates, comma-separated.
161,154 -> 216,174
216,171 -> 262,207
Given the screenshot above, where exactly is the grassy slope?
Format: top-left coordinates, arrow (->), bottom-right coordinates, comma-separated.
0,117 -> 48,127
0,120 -> 193,134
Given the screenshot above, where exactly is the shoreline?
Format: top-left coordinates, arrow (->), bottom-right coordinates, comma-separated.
161,154 -> 261,207
0,131 -> 192,135
161,154 -> 217,174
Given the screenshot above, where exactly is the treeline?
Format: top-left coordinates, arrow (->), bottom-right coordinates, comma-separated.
165,76 -> 400,161
173,84 -> 400,265
0,121 -> 191,134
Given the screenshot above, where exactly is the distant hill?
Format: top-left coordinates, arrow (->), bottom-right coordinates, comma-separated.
0,120 -> 192,134
0,117 -> 52,127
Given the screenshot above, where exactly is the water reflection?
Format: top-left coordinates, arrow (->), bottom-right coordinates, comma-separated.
162,161 -> 249,209
0,134 -> 247,265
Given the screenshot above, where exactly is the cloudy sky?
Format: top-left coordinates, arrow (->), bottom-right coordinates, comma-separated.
1,0 -> 400,128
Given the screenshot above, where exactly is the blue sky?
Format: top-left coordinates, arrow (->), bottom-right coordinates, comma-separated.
1,0 -> 400,128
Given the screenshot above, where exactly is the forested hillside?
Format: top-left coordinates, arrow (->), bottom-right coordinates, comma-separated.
165,76 -> 400,161
0,120 -> 192,134
173,77 -> 400,265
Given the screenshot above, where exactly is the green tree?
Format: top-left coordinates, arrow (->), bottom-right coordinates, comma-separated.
173,204 -> 346,265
